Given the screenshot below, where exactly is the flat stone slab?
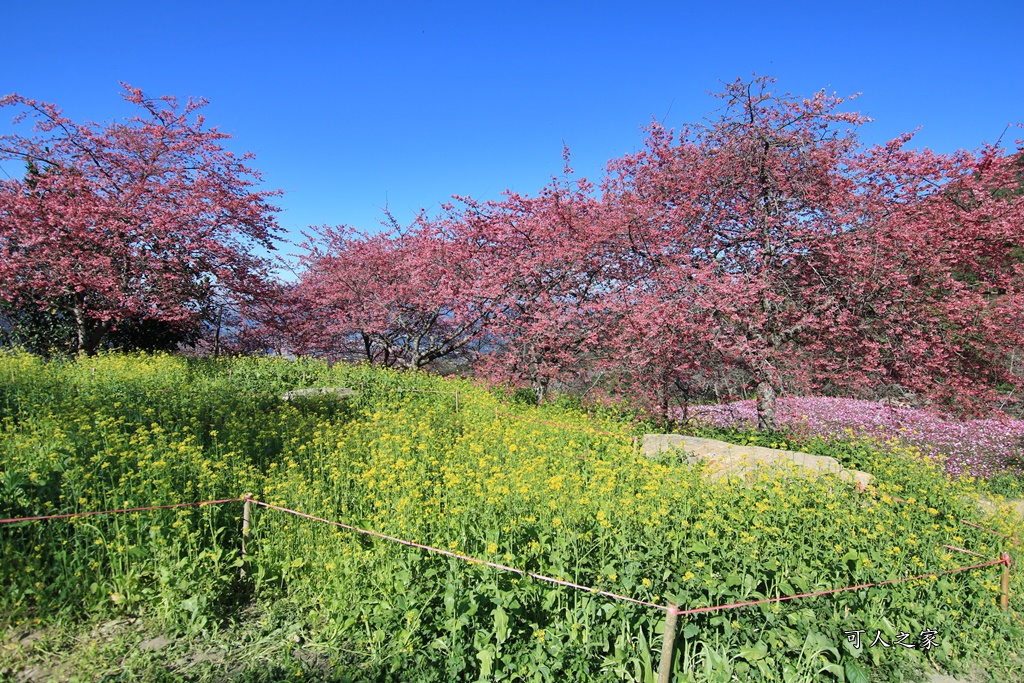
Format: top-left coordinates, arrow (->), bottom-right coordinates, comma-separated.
281,387 -> 357,401
643,434 -> 873,489
977,497 -> 1024,519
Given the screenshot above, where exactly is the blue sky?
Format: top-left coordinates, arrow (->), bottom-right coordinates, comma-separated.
3,0 -> 1022,270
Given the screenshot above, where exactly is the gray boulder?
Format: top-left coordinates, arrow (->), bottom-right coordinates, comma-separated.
642,434 -> 874,490
281,387 -> 358,401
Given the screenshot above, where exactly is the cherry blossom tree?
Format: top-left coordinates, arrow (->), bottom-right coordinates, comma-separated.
290,164 -> 630,391
603,78 -> 869,428
451,166 -> 624,402
0,85 -> 281,354
293,216 -> 499,369
604,77 -> 1024,428
203,72 -> 1020,426
821,139 -> 1024,413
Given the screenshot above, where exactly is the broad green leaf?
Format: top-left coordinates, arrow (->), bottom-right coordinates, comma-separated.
476,647 -> 495,677
844,659 -> 870,683
493,606 -> 509,645
739,640 -> 768,661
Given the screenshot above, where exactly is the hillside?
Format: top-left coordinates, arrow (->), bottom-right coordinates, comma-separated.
1,353 -> 1021,682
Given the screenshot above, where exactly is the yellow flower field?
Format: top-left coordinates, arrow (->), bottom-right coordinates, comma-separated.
1,352 -> 1020,682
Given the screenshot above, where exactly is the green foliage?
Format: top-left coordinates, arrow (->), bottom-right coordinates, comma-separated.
980,471 -> 1024,499
0,297 -> 202,357
508,387 -> 539,406
1,351 -> 1022,681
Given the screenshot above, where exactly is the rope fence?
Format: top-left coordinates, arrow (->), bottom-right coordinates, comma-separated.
0,400 -> 1017,678
4,496 -> 1011,619
943,544 -> 987,558
250,499 -> 664,611
961,518 -> 1022,545
5,373 -> 1020,680
1,494 -> 1016,680
0,497 -> 244,525
668,555 -> 1010,617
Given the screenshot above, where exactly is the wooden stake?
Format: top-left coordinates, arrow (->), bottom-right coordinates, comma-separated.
657,605 -> 678,683
1001,552 -> 1011,611
632,436 -> 640,457
241,494 -> 252,578
454,391 -> 459,414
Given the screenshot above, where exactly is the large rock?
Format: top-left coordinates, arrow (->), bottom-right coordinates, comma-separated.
976,497 -> 1024,519
281,387 -> 358,401
642,434 -> 874,490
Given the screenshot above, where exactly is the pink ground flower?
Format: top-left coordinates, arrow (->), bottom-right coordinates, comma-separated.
682,397 -> 1024,481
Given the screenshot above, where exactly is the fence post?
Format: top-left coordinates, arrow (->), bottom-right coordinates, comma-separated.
658,604 -> 679,683
241,494 -> 252,578
1001,552 -> 1012,611
632,436 -> 639,457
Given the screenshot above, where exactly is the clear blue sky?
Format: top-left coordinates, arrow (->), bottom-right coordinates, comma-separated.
3,0 -> 1022,269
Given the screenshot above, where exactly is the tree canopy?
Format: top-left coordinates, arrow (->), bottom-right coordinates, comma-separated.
0,85 -> 281,354
4,78 -> 1021,426
287,77 -> 1023,426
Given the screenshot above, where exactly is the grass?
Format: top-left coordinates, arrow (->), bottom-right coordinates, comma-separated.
1,351 -> 1022,682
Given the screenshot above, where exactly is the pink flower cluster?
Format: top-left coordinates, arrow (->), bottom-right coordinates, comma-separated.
683,397 -> 1024,481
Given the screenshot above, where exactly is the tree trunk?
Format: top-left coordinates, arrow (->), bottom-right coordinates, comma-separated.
71,295 -> 108,355
72,297 -> 88,354
408,334 -> 423,369
756,380 -> 777,432
212,305 -> 224,358
533,376 -> 549,404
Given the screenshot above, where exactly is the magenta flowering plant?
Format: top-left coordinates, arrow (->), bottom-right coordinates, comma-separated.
683,397 -> 1024,484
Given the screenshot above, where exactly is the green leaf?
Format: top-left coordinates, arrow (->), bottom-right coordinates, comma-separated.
739,640 -> 768,661
820,663 -> 844,679
181,596 -> 198,614
844,659 -> 870,683
476,647 -> 495,677
493,606 -> 509,645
